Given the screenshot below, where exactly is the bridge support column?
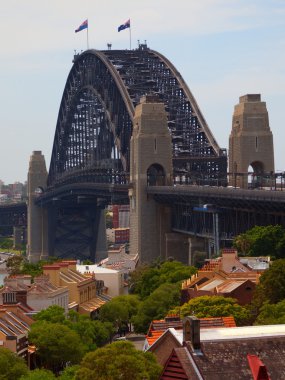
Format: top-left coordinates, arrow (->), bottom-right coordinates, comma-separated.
93,207 -> 107,262
165,233 -> 189,264
27,151 -> 48,263
129,94 -> 173,263
13,227 -> 22,249
229,94 -> 274,189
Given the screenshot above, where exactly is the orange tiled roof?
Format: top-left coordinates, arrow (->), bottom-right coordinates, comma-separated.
146,316 -> 236,346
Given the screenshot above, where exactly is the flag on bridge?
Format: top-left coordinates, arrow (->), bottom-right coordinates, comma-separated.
118,19 -> 130,32
75,19 -> 88,33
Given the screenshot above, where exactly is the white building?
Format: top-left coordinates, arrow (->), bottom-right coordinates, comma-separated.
76,264 -> 124,297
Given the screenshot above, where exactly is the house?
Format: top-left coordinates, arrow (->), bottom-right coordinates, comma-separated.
43,261 -> 109,317
0,304 -> 34,359
145,315 -> 236,366
160,317 -> 285,379
77,263 -> 125,297
181,249 -> 260,305
0,274 -> 69,313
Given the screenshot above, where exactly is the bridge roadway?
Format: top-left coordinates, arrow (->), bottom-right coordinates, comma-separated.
1,185 -> 285,238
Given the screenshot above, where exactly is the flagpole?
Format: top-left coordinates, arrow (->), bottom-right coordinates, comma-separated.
129,25 -> 131,50
87,19 -> 89,49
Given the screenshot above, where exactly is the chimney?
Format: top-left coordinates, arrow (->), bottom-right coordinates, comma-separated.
183,316 -> 201,350
247,354 -> 271,380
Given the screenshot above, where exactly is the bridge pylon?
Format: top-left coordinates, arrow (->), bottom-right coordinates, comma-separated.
27,151 -> 48,263
229,94 -> 275,188
129,94 -> 173,263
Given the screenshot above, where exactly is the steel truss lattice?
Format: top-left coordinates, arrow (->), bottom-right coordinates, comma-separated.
48,44 -> 227,187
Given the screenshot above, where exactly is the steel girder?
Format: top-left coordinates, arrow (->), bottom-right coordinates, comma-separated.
48,44 -> 227,187
0,203 -> 27,227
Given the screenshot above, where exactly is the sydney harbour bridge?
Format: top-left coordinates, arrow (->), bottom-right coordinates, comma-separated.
1,43 -> 285,263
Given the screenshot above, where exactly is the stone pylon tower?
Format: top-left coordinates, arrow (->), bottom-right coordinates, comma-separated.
27,151 -> 48,263
129,95 -> 173,263
229,94 -> 274,188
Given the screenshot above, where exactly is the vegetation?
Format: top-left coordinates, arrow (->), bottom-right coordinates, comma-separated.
28,321 -> 85,374
169,295 -> 250,326
20,369 -> 56,380
0,237 -> 13,250
233,225 -> 285,258
0,347 -> 29,379
34,306 -> 114,351
129,260 -> 197,299
255,300 -> 285,325
99,295 -> 140,333
75,341 -> 161,380
5,255 -> 60,278
132,283 -> 181,333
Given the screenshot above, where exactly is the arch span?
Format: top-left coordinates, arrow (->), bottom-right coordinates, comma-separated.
48,44 -> 227,187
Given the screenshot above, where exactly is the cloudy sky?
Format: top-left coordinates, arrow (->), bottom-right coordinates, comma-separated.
0,0 -> 284,184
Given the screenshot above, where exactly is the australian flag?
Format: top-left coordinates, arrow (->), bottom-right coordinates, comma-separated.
75,19 -> 88,33
118,19 -> 130,32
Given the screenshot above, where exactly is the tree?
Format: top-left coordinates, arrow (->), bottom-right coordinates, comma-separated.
255,300 -> 285,325
75,341 -> 161,380
129,260 -> 197,299
132,283 -> 181,333
66,312 -> 114,350
0,347 -> 28,380
99,295 -> 140,333
6,254 -> 24,275
255,259 -> 285,304
58,365 -> 80,380
28,321 -> 85,374
233,225 -> 285,258
33,305 -> 66,324
20,369 -> 56,380
170,295 -> 250,326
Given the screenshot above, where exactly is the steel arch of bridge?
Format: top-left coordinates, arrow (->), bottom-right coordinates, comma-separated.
48,44 -> 227,187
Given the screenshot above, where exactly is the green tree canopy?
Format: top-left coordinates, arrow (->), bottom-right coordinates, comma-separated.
132,283 -> 181,333
129,260 -> 197,299
99,295 -> 140,332
66,312 -> 114,350
75,341 -> 161,380
170,295 -> 250,326
255,299 -> 285,325
255,259 -> 285,304
233,225 -> 285,258
0,347 -> 28,380
58,365 -> 80,380
28,321 -> 85,374
33,305 -> 66,324
6,254 -> 24,275
20,369 -> 56,380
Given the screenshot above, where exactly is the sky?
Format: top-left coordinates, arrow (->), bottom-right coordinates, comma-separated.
0,0 -> 285,184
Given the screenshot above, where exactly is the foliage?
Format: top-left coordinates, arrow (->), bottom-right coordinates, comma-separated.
33,305 -> 66,324
34,306 -> 113,351
6,254 -> 24,275
99,295 -> 140,332
0,237 -> 13,249
58,365 -> 80,380
170,295 -> 250,326
255,299 -> 285,325
28,321 -> 85,374
21,262 -> 43,278
255,259 -> 285,304
0,347 -> 29,380
20,369 -> 56,380
132,283 -> 181,333
129,260 -> 197,299
66,311 -> 114,350
75,341 -> 161,380
233,225 -> 285,258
